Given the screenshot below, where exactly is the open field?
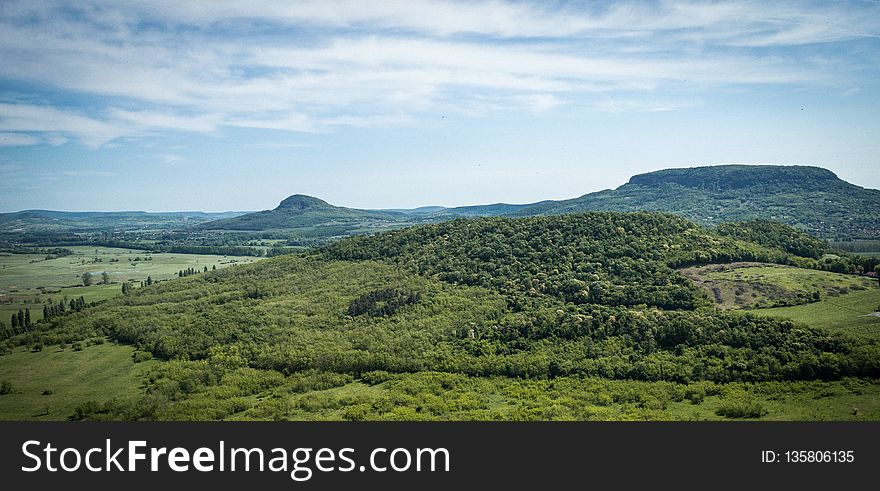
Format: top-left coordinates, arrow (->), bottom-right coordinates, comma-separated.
757,287 -> 880,340
0,341 -> 158,420
0,246 -> 261,323
682,262 -> 875,309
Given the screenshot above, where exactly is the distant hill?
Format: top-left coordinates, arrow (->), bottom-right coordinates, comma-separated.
0,209 -> 246,233
194,194 -> 404,231
509,165 -> 880,240
12,164 -> 873,241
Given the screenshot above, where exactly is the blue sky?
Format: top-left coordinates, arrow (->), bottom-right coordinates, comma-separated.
1,0 -> 879,212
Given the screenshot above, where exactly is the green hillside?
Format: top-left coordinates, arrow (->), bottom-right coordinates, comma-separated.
4,212 -> 880,420
511,165 -> 880,240
193,194 -> 405,232
188,165 -> 880,241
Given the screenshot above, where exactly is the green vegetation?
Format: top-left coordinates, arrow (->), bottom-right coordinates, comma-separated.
509,165 -> 880,240
683,263 -> 875,309
0,341 -> 157,420
194,194 -> 409,233
4,165 -> 878,253
0,246 -> 259,323
179,165 -> 880,243
0,210 -> 246,235
717,219 -> 829,259
1,212 -> 879,421
759,288 -> 880,340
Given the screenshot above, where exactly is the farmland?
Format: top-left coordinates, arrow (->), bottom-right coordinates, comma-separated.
0,246 -> 261,323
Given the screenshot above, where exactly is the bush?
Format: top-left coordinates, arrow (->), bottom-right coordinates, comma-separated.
132,351 -> 153,363
72,343 -> 83,352
0,380 -> 13,395
361,370 -> 394,385
715,392 -> 768,418
42,389 -> 53,395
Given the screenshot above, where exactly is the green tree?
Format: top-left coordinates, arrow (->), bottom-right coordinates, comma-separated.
875,265 -> 880,286
81,272 -> 93,286
24,308 -> 31,328
101,272 -> 110,284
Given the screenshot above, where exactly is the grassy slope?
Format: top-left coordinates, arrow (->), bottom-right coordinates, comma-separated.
0,341 -> 157,420
759,288 -> 880,340
683,262 -> 875,309
683,262 -> 880,339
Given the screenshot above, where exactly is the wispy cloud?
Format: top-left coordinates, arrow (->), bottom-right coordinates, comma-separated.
61,170 -> 116,177
0,133 -> 40,147
593,98 -> 698,113
0,0 -> 877,147
160,154 -> 186,163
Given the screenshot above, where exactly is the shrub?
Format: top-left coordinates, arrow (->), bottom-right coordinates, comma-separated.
0,380 -> 13,395
132,351 -> 153,363
715,392 -> 768,418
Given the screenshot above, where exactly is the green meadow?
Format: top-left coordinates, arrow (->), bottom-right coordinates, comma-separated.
0,341 -> 158,420
758,288 -> 880,340
683,262 -> 876,310
0,246 -> 260,323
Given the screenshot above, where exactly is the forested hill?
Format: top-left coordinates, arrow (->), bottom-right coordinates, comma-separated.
8,211 -> 880,420
323,212 -> 812,311
510,165 -> 880,240
190,165 -> 879,240
193,194 -> 404,231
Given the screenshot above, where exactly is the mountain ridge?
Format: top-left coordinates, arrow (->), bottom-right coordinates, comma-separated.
193,164 -> 879,239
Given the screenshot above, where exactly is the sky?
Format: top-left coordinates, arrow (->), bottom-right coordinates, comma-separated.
1,0 -> 879,212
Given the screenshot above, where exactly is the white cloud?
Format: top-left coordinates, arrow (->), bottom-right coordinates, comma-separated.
0,0 -> 876,146
593,99 -> 698,113
61,170 -> 116,177
0,103 -> 126,148
0,133 -> 41,147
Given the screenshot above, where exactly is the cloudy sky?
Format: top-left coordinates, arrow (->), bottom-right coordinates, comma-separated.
1,0 -> 879,212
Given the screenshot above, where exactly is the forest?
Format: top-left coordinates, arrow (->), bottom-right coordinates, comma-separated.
1,211 -> 878,420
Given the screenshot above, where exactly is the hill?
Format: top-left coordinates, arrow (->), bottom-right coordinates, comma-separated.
191,165 -> 879,240
511,165 -> 880,240
193,194 -> 404,231
5,211 -> 880,420
0,210 -> 246,234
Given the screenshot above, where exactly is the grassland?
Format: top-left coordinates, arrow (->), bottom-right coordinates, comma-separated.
0,246 -> 260,323
682,262 -> 875,309
758,288 -> 880,340
0,340 -> 158,420
682,262 -> 880,340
